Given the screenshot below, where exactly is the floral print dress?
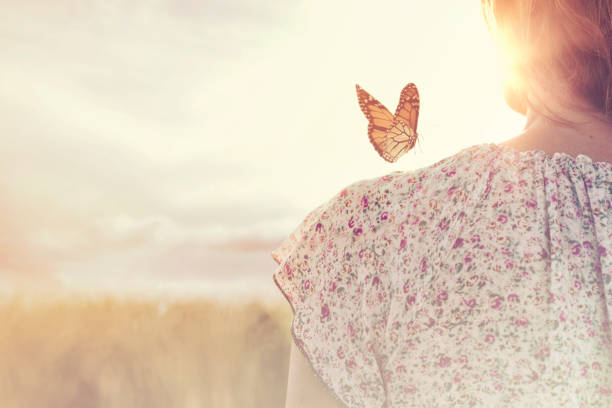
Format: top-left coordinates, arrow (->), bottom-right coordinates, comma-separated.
271,143 -> 612,408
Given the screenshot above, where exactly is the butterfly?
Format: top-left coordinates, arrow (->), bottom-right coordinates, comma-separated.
356,83 -> 420,163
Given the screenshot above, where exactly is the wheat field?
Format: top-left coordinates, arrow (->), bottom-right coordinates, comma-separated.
0,294 -> 293,408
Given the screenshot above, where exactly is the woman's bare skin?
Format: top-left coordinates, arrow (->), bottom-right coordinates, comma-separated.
498,83 -> 612,164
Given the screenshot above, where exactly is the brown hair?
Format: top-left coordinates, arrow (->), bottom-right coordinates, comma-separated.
481,0 -> 612,122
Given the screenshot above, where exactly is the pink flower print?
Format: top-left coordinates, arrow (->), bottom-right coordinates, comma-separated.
446,168 -> 456,177
490,296 -> 503,309
328,281 -> 337,292
438,218 -> 449,231
536,346 -> 550,360
358,249 -> 365,259
507,293 -> 519,303
400,238 -> 407,249
463,297 -> 476,308
518,179 -> 527,188
321,304 -> 330,321
464,254 -> 472,263
337,347 -> 345,359
600,387 -> 611,396
437,290 -> 448,302
439,355 -> 451,367
585,178 -> 592,188
420,258 -> 427,272
372,276 -> 380,286
353,226 -> 363,236
592,362 -> 601,370
505,261 -> 514,270
315,222 -> 323,233
551,193 -> 559,203
380,211 -> 388,221
347,323 -> 355,338
588,328 -> 595,337
559,310 -> 566,322
571,243 -> 581,256
581,365 -> 589,377
598,245 -> 607,256
484,184 -> 491,196
361,196 -> 369,208
340,188 -> 348,198
458,354 -> 468,364
583,241 -> 593,250
574,280 -> 582,290
514,317 -> 529,327
470,234 -> 480,243
403,385 -> 417,394
403,281 -> 410,294
503,183 -> 513,193
485,334 -> 495,344
348,217 -> 355,228
525,199 -> 537,208
346,358 -> 357,371
497,214 -> 508,224
303,280 -> 311,291
285,263 -> 293,277
453,373 -> 461,383
396,365 -> 406,373
452,238 -> 464,249
406,294 -> 416,306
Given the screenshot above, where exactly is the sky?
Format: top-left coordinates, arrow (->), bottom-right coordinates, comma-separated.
0,0 -> 524,301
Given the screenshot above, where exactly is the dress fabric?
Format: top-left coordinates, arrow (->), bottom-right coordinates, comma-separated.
270,142 -> 612,408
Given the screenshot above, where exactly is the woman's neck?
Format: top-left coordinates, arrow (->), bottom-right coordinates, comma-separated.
499,90 -> 612,163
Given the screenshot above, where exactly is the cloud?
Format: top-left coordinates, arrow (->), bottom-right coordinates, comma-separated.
0,0 -> 524,298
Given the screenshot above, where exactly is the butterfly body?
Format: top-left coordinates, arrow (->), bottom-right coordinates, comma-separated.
356,83 -> 420,163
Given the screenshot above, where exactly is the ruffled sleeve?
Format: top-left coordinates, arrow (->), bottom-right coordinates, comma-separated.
271,179 -> 388,408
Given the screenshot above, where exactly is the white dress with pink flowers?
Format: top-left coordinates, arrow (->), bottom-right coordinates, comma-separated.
271,143 -> 612,408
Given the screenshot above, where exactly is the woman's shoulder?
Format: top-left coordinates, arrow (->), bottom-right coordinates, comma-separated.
349,143 -> 498,195
310,143 -> 500,247
342,143 -> 499,210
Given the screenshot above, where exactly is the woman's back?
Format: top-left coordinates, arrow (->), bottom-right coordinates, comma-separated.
272,142 -> 612,407
274,1 -> 612,406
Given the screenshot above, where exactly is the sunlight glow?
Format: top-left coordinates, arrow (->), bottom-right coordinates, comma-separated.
0,1 -> 525,295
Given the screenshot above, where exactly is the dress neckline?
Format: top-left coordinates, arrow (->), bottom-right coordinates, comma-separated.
480,142 -> 612,172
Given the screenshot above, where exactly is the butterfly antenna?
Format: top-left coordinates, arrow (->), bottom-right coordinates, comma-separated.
416,134 -> 423,154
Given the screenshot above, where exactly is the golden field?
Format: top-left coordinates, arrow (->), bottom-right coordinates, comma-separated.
0,294 -> 293,408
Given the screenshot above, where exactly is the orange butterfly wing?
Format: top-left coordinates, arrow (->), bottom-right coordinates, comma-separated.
356,83 -> 420,163
395,83 -> 420,136
356,84 -> 394,130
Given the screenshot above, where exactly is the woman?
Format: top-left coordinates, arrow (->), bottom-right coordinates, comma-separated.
271,1 -> 612,406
